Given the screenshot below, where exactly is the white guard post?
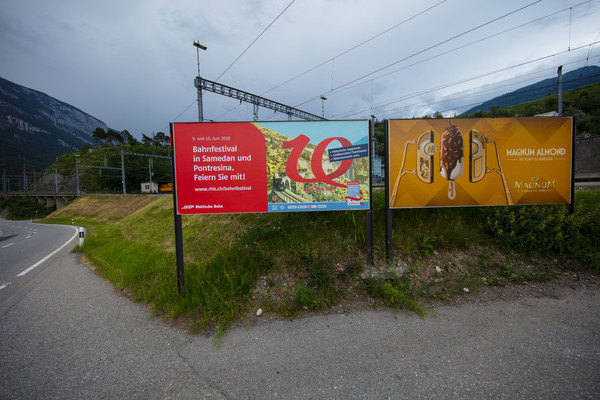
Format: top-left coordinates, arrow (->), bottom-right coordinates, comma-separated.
78,227 -> 86,247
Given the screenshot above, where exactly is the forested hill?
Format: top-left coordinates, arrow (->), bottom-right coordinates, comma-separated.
462,66 -> 600,115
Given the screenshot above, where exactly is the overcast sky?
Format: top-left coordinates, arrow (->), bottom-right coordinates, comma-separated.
1,0 -> 599,139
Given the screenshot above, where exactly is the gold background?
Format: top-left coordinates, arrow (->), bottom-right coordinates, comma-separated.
388,117 -> 573,208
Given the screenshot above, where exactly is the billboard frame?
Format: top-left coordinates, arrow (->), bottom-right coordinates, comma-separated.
169,120 -> 374,293
384,116 -> 575,262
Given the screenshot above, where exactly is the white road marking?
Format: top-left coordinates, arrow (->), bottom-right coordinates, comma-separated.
16,227 -> 79,277
0,282 -> 12,290
2,243 -> 15,248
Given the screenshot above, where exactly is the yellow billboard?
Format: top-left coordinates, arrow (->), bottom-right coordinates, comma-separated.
387,117 -> 573,208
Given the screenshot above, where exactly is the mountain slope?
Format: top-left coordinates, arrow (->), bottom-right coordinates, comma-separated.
0,76 -> 108,174
462,66 -> 600,115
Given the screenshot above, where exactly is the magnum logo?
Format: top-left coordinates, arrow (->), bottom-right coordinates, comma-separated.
514,178 -> 558,191
506,148 -> 567,157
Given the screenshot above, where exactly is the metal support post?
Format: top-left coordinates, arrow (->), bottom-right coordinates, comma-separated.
557,66 -> 563,116
197,85 -> 204,122
366,116 -> 375,267
121,150 -> 126,196
75,157 -> 80,196
385,121 -> 393,263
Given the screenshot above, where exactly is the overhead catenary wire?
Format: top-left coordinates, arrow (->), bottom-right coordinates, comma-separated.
380,61 -> 600,119
334,68 -> 557,119
262,1 -> 593,122
166,0 -> 296,126
336,45 -> 600,119
215,0 -> 296,82
332,46 -> 599,120
319,1 -> 591,109
294,0 -> 543,109
165,0 -> 592,126
260,0 -> 449,97
213,0 -> 448,122
209,0 -> 558,122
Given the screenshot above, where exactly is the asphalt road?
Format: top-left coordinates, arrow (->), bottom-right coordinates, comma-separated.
0,219 -> 78,302
1,222 -> 599,399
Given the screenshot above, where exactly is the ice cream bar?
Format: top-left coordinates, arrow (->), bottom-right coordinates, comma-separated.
440,124 -> 464,199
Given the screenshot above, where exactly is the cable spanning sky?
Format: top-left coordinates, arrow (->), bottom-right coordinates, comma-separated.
1,0 -> 599,138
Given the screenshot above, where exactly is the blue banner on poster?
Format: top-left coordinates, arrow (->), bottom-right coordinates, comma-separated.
328,144 -> 369,162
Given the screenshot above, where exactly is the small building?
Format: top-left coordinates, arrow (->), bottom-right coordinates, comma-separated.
141,181 -> 173,194
141,182 -> 158,194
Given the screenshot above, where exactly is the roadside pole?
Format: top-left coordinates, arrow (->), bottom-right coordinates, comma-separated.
366,116 -> 375,266
121,150 -> 126,196
169,124 -> 185,294
384,120 -> 393,263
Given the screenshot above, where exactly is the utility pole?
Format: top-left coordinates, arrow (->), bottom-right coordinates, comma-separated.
75,155 -> 80,196
121,150 -> 126,196
193,40 -> 208,122
557,65 -> 563,116
149,157 -> 153,189
23,164 -> 28,194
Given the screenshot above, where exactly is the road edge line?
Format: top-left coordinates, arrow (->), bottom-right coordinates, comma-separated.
16,226 -> 79,277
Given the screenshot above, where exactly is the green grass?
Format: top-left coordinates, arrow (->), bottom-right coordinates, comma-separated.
35,188 -> 600,338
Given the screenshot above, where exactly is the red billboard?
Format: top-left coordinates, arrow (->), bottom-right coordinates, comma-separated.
171,121 -> 370,214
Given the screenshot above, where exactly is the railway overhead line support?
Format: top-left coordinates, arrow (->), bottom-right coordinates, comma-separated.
194,77 -> 327,122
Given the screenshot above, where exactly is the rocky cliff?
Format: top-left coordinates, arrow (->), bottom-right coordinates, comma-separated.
0,76 -> 108,174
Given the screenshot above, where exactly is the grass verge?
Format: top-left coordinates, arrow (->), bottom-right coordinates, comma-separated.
35,189 -> 600,338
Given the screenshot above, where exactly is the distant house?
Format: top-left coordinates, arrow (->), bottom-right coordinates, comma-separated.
141,182 -> 158,193
141,181 -> 173,194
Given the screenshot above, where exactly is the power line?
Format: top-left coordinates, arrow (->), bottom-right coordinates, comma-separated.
322,1 -> 587,107
334,68 -> 555,118
321,0 -> 593,119
384,66 -> 600,118
163,0 -> 589,126
215,0 -> 296,82
212,0 -> 448,121
294,0 -> 542,108
340,47 -> 599,119
260,0 -> 449,97
158,99 -> 197,133
332,47 -> 599,119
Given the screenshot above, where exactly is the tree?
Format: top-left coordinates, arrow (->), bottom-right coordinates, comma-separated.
121,130 -> 138,146
153,132 -> 169,147
106,129 -> 124,146
141,134 -> 153,145
93,127 -> 107,144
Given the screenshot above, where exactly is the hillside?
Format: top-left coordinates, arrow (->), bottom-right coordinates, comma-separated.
461,81 -> 600,137
0,76 -> 108,174
462,66 -> 600,115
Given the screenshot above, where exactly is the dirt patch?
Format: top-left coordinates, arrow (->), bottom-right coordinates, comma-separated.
245,245 -> 600,327
50,194 -> 162,224
437,269 -> 600,306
